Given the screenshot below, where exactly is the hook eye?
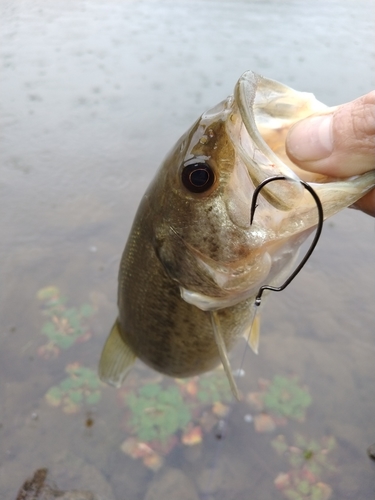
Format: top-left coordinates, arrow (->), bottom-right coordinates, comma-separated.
250,176 -> 324,306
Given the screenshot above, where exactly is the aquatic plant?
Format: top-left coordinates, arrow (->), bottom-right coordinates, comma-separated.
247,376 -> 312,431
45,363 -> 101,414
196,371 -> 232,404
263,376 -> 312,420
119,370 -> 233,468
274,471 -> 332,500
120,382 -> 189,468
272,434 -> 337,477
126,383 -> 192,444
272,434 -> 336,500
37,286 -> 94,357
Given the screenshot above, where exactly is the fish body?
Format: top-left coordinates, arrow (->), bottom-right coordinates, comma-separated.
99,71 -> 375,396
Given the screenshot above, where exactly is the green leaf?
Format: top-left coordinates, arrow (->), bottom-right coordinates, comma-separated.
69,390 -> 83,403
46,386 -> 62,400
86,392 -> 101,405
139,384 -> 160,398
297,480 -> 311,495
311,484 -> 325,500
60,378 -> 74,390
80,304 -> 94,317
284,488 -> 303,500
42,322 -> 58,338
271,435 -> 288,455
56,336 -> 75,349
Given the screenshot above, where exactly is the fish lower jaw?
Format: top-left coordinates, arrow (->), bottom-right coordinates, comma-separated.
180,286 -> 257,311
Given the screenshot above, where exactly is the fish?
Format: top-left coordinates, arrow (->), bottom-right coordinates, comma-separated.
99,71 -> 375,399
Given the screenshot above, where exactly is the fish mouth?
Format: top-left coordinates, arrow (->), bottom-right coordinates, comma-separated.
228,71 -> 330,212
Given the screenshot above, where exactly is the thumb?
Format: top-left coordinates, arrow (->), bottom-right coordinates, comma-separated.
286,91 -> 375,177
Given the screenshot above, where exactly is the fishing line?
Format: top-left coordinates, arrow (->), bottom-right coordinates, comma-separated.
233,175 -> 323,392
202,176 -> 324,499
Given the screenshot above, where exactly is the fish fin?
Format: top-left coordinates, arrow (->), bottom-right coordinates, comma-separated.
98,320 -> 136,387
210,312 -> 240,401
244,314 -> 261,354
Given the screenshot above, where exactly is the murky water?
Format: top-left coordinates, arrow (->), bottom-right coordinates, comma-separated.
1,0 -> 375,498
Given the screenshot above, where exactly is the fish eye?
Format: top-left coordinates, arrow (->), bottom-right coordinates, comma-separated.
181,162 -> 215,193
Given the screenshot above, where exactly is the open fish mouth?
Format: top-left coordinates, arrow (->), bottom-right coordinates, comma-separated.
224,71 -> 375,227
228,71 -> 331,213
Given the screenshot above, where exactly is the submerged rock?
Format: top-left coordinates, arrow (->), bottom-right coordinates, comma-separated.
367,443 -> 375,461
144,468 -> 199,500
15,468 -> 96,500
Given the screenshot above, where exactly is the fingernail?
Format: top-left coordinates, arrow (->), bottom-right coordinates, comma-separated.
287,114 -> 333,161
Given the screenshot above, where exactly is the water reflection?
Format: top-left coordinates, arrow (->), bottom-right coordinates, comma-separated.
1,0 -> 374,499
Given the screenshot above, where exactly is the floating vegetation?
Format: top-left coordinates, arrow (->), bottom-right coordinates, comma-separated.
119,371 -> 232,469
45,363 -> 101,414
126,383 -> 192,444
272,434 -> 337,477
37,286 -> 94,358
263,376 -> 312,420
272,434 -> 336,500
193,372 -> 233,405
274,471 -> 332,500
247,376 -> 312,432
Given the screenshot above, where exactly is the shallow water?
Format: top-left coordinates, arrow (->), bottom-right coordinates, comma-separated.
1,0 -> 375,498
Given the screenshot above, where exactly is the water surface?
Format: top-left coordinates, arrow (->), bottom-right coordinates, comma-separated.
1,1 -> 375,498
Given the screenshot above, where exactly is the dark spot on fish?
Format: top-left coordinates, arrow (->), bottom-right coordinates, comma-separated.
208,241 -> 219,254
236,244 -> 251,258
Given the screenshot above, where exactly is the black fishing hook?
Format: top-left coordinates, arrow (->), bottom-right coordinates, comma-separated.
250,175 -> 324,306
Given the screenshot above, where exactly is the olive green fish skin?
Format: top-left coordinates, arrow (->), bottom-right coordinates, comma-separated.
119,221 -> 251,377
118,177 -> 256,378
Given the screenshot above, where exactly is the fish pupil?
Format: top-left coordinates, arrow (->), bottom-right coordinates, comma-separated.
190,168 -> 208,186
182,162 -> 215,193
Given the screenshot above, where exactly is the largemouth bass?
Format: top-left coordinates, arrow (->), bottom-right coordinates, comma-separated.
99,71 -> 375,398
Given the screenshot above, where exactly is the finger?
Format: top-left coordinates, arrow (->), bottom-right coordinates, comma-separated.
286,91 -> 375,177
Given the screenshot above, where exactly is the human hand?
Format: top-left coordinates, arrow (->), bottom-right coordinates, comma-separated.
286,91 -> 375,216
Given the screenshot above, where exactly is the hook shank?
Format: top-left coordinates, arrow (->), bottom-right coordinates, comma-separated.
250,176 -> 324,306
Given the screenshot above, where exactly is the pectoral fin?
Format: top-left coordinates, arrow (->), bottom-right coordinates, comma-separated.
98,320 -> 136,387
244,314 -> 261,354
210,312 -> 240,400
